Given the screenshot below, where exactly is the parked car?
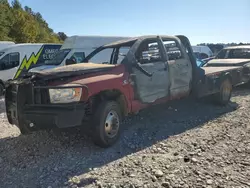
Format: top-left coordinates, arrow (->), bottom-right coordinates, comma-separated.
5,35 -> 246,147
203,45 -> 250,85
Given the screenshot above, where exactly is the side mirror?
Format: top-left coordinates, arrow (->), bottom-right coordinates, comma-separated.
65,58 -> 76,65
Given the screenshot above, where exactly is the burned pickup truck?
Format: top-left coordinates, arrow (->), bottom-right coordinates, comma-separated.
5,35 -> 245,147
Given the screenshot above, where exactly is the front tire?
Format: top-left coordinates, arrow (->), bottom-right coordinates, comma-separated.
213,78 -> 232,106
91,101 -> 122,148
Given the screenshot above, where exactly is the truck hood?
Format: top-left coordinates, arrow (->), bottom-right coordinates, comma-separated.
206,59 -> 250,67
29,65 -> 57,73
202,66 -> 243,75
30,63 -> 116,80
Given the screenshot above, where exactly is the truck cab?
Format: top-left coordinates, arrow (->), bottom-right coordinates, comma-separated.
5,35 -> 238,148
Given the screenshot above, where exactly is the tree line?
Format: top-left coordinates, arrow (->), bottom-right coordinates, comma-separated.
0,0 -> 68,43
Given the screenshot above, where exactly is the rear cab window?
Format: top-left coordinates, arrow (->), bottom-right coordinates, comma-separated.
136,39 -> 163,64
162,39 -> 183,60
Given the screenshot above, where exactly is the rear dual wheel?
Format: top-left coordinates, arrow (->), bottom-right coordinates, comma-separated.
214,78 -> 232,105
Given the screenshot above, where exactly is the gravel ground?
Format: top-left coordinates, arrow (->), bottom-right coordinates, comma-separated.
0,86 -> 250,188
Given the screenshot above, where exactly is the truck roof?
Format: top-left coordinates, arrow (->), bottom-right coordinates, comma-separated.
61,35 -> 132,49
224,45 -> 250,50
103,35 -> 181,47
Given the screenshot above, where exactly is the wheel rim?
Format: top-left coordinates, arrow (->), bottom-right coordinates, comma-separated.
222,81 -> 232,101
104,110 -> 120,138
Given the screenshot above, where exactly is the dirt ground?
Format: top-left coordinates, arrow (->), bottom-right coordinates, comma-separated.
0,86 -> 250,188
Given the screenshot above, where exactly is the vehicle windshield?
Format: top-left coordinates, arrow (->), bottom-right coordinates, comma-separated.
84,39 -> 136,64
216,48 -> 250,59
45,49 -> 71,65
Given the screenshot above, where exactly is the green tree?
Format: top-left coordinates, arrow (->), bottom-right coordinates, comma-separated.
0,1 -> 14,40
0,0 -> 9,5
11,0 -> 22,9
9,9 -> 39,43
0,0 -> 63,43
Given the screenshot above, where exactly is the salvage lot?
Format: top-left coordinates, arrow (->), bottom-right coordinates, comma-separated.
0,87 -> 250,188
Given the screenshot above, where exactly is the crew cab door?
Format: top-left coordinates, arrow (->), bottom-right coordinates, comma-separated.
132,37 -> 170,103
162,37 -> 193,96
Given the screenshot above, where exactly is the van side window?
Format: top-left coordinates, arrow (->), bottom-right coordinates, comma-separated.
70,52 -> 85,63
0,52 -> 20,70
162,40 -> 183,60
136,40 -> 162,64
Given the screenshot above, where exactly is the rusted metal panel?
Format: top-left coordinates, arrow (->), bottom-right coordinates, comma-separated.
38,63 -> 116,76
132,62 -> 169,103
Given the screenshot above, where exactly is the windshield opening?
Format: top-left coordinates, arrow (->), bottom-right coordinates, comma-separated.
45,49 -> 71,65
84,40 -> 136,65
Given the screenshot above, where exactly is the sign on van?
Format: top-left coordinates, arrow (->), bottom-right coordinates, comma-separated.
43,48 -> 60,60
15,44 -> 61,78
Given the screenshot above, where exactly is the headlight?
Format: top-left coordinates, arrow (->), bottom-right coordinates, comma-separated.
49,87 -> 82,103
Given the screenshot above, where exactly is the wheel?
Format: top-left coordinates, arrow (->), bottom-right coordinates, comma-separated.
213,78 -> 232,105
0,83 -> 4,96
91,101 -> 122,148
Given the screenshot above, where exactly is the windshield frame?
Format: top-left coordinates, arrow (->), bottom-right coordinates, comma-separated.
45,48 -> 71,65
83,39 -> 137,64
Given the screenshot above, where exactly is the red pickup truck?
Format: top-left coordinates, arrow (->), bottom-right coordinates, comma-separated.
5,35 -> 245,147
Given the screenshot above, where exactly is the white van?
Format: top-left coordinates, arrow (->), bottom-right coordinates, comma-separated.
0,41 -> 15,51
0,43 -> 62,95
192,45 -> 213,59
29,35 -> 131,73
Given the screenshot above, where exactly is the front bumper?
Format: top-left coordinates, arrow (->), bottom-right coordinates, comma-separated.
5,82 -> 88,134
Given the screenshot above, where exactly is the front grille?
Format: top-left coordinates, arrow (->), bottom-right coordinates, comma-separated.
33,88 -> 50,104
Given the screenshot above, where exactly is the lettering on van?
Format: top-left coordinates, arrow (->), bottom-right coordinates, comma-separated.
42,49 -> 59,60
14,47 -> 44,79
14,45 -> 61,79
